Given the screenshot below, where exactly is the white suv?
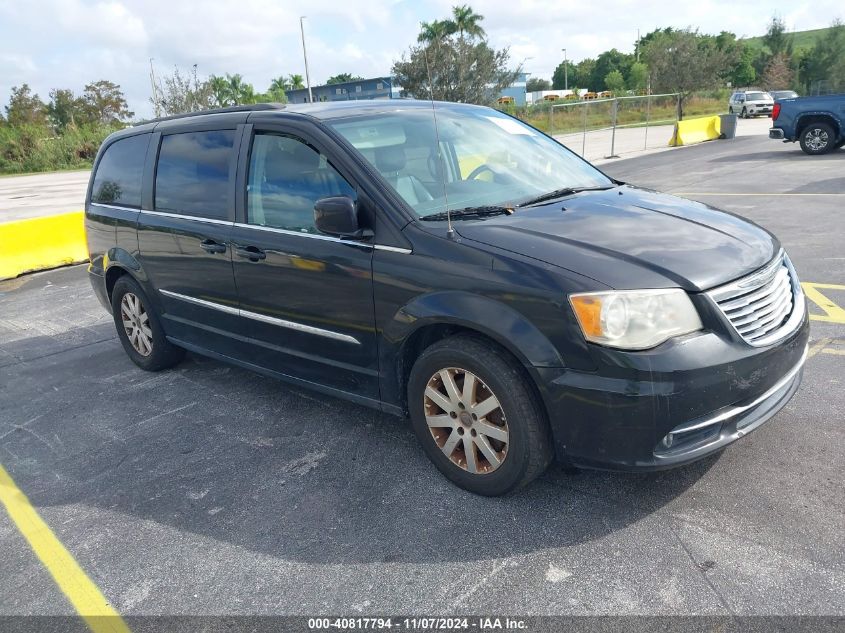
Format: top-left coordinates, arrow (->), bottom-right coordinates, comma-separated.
728,90 -> 775,118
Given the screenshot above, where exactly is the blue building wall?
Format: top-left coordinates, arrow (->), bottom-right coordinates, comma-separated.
498,72 -> 529,106
286,77 -> 397,103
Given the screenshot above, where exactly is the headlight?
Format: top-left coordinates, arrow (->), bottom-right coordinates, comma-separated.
569,289 -> 703,350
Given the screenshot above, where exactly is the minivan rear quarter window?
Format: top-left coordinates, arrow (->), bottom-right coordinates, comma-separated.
155,130 -> 235,219
91,133 -> 149,208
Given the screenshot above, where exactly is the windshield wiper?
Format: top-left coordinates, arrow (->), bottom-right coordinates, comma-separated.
420,205 -> 514,221
517,185 -> 615,208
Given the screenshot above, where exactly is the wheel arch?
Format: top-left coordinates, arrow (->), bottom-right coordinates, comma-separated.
103,247 -> 151,303
796,113 -> 841,139
383,291 -> 566,414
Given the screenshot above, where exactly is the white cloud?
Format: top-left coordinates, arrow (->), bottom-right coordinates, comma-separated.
0,0 -> 842,118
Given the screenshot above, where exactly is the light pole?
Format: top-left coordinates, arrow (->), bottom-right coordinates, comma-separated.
562,48 -> 568,92
300,16 -> 313,103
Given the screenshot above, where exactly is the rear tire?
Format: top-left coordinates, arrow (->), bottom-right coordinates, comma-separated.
799,122 -> 835,155
111,276 -> 185,371
407,336 -> 553,496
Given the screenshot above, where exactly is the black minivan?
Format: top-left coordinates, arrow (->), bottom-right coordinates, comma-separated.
85,101 -> 808,495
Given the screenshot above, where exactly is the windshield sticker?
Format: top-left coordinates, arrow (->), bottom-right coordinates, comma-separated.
484,116 -> 536,136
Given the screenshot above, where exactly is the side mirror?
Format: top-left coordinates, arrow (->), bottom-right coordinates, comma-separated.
314,196 -> 373,239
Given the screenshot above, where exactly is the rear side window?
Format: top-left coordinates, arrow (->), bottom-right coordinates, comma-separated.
155,130 -> 235,219
91,134 -> 149,208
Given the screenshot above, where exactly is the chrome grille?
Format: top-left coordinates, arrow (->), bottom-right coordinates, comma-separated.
708,251 -> 803,346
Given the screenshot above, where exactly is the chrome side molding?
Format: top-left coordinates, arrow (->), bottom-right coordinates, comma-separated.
159,289 -> 361,345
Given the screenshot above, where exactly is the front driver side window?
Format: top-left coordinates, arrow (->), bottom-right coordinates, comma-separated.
247,133 -> 355,233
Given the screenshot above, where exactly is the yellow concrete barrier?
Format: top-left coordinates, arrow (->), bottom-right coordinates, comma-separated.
669,115 -> 722,147
0,211 -> 88,281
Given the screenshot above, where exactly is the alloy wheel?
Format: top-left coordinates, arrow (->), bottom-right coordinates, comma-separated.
120,292 -> 153,357
805,128 -> 829,152
423,367 -> 509,474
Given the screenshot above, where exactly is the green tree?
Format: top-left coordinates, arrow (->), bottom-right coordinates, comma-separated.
393,37 -> 518,104
731,49 -> 757,87
269,76 -> 289,92
604,70 -> 626,94
209,75 -> 231,107
219,73 -> 260,105
288,74 -> 305,90
799,20 -> 845,93
4,84 -> 47,127
627,62 -> 648,92
551,60 -> 576,89
762,16 -> 794,58
152,66 -> 216,116
82,80 -> 133,124
262,85 -> 288,104
573,59 -> 596,90
714,31 -> 757,87
47,88 -> 86,131
449,4 -> 485,39
643,28 -> 735,117
526,77 -> 551,92
417,20 -> 452,43
326,73 -> 364,85
590,49 -> 633,91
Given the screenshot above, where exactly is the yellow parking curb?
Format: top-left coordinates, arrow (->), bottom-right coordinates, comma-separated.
669,115 -> 721,146
0,211 -> 88,280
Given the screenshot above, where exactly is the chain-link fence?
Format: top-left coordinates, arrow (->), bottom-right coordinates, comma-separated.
548,93 -> 681,159
809,80 -> 845,96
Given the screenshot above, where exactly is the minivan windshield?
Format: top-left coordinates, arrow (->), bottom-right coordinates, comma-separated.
328,105 -> 613,217
746,92 -> 770,101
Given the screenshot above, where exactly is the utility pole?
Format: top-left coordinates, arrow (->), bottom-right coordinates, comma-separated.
149,58 -> 161,118
636,29 -> 640,62
300,16 -> 313,103
561,48 -> 568,91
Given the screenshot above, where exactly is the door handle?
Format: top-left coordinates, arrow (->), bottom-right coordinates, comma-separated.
200,239 -> 227,254
235,245 -> 267,261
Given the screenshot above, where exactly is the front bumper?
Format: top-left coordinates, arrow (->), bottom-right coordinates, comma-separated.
536,311 -> 809,471
769,128 -> 785,140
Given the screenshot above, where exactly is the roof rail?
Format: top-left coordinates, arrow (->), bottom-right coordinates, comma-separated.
144,103 -> 286,124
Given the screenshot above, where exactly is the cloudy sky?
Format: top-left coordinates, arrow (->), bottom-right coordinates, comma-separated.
1,0 -> 842,118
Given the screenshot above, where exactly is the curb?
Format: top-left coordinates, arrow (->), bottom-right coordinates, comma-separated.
0,211 -> 88,281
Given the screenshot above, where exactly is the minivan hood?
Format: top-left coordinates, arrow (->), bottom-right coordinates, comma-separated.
454,186 -> 778,291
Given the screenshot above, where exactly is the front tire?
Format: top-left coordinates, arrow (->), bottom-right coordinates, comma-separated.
111,276 -> 185,371
799,122 -> 835,155
407,336 -> 552,496
741,107 -> 748,119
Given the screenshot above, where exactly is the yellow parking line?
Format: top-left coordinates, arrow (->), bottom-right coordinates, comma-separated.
0,463 -> 130,633
802,283 -> 845,324
807,338 -> 832,358
822,348 -> 845,356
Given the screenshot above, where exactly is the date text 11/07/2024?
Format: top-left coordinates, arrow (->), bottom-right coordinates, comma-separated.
307,617 -> 528,630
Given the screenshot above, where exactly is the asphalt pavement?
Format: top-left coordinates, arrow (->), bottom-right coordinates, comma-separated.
0,170 -> 90,222
0,133 -> 843,622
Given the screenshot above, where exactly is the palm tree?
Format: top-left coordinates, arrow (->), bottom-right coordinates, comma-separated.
224,73 -> 246,105
288,74 -> 305,90
450,4 -> 485,39
209,75 -> 230,107
417,19 -> 452,43
269,76 -> 290,92
239,83 -> 257,105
